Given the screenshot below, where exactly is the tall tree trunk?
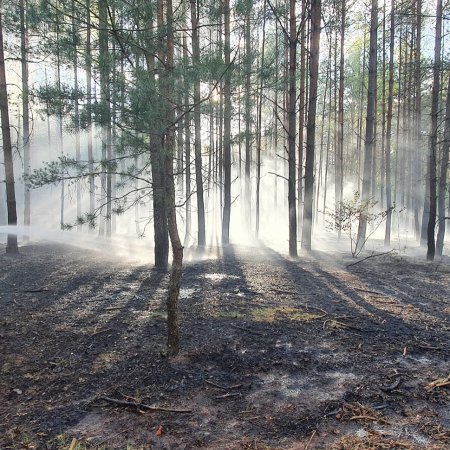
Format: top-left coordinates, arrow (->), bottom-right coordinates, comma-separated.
222,0 -> 232,244
72,0 -> 81,230
356,0 -> 378,255
436,74 -> 450,256
147,0 -> 169,269
302,0 -> 321,252
384,0 -> 395,246
244,10 -> 252,226
287,0 -> 297,256
190,0 -> 206,247
164,0 -> 183,356
255,0 -> 267,238
86,0 -> 95,219
298,0 -> 306,230
427,0 -> 442,261
0,9 -> 18,254
55,23 -> 65,228
98,0 -> 109,235
183,32 -> 192,246
336,0 -> 345,236
413,0 -> 422,239
20,0 -> 30,239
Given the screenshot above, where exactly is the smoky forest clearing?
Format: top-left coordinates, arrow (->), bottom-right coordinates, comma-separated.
1,241 -> 449,449
1,0 -> 450,447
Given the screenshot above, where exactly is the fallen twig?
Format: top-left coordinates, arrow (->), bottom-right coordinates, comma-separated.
346,250 -> 395,268
205,380 -> 243,390
302,304 -> 329,317
425,374 -> 450,391
98,396 -> 192,413
350,414 -> 389,424
214,392 -> 241,400
305,429 -> 317,450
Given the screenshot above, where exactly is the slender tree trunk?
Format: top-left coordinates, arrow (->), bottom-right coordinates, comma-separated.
98,0 -> 110,235
287,0 -> 297,257
255,0 -> 267,238
385,0 -> 395,246
183,32 -> 191,246
86,0 -> 95,219
244,11 -> 252,226
54,20 -> 65,229
427,0 -> 443,261
222,0 -> 232,244
164,0 -> 183,356
0,9 -> 18,254
356,0 -> 378,255
436,75 -> 450,256
355,0 -> 378,253
20,0 -> 30,238
147,0 -> 169,269
302,0 -> 321,252
72,0 -> 81,230
336,1 -> 345,236
190,0 -> 206,247
413,0 -> 422,239
298,0 -> 306,230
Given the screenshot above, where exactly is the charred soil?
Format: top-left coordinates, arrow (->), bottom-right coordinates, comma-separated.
0,242 -> 449,449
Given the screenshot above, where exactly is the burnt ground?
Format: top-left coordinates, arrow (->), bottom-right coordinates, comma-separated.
0,241 -> 449,450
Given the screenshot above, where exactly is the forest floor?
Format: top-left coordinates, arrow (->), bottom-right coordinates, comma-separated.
0,241 -> 449,450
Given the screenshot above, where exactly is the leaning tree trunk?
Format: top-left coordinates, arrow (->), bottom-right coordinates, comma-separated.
0,9 -> 18,254
427,0 -> 442,261
302,0 -> 321,252
356,0 -> 378,255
